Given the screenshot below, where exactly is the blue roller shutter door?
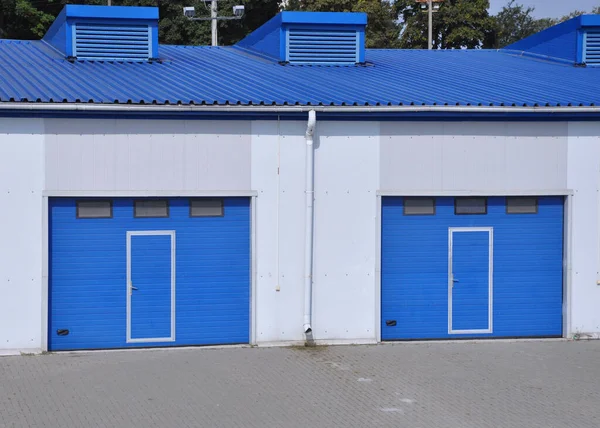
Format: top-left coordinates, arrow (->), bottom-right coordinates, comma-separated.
381,196 -> 563,340
49,197 -> 250,351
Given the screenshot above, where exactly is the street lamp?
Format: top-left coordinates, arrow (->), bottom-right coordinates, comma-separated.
184,1 -> 245,47
415,0 -> 444,50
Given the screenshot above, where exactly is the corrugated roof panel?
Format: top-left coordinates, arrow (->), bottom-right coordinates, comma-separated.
0,40 -> 599,107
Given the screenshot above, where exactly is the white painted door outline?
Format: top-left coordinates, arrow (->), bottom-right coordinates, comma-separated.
126,230 -> 176,343
448,227 -> 493,335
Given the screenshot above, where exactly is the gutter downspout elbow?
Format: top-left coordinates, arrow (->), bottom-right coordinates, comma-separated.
303,110 -> 317,335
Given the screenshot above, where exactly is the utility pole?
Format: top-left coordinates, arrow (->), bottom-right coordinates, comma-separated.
211,0 -> 218,47
107,0 -> 111,5
184,2 -> 245,47
428,0 -> 432,50
416,0 -> 443,50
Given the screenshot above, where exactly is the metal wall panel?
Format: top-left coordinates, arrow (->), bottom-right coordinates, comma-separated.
567,122 -> 600,337
380,122 -> 568,193
251,120 -> 380,344
0,119 -> 45,352
44,119 -> 251,193
312,121 -> 380,341
251,121 -> 306,343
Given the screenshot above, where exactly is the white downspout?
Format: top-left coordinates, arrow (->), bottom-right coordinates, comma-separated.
303,110 -> 317,334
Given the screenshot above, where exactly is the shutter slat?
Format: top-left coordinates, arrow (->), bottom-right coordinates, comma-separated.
287,28 -> 358,65
74,23 -> 150,61
585,31 -> 600,65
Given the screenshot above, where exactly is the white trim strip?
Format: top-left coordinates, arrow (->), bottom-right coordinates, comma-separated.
250,196 -> 257,345
377,190 -> 573,197
565,195 -> 572,338
43,190 -> 257,197
126,230 -> 176,344
448,227 -> 494,335
375,195 -> 382,343
42,196 -> 49,352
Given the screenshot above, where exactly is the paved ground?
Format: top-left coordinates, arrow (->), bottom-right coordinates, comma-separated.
1,341 -> 600,427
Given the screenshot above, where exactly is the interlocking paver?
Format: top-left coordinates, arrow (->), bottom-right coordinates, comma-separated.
0,341 -> 599,427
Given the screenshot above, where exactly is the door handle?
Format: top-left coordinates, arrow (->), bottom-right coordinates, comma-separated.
131,285 -> 138,290
129,283 -> 138,295
451,275 -> 459,288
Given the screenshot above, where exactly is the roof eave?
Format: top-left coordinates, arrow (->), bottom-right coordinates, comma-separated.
1,103 -> 600,121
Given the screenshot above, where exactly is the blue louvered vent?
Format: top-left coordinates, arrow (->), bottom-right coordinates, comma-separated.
287,28 -> 359,65
73,23 -> 151,61
584,31 -> 600,65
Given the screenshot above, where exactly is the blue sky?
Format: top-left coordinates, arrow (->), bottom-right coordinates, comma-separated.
488,0 -> 599,18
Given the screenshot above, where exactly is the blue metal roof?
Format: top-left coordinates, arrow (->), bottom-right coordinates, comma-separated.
279,11 -> 367,25
1,38 -> 600,107
507,15 -> 600,65
59,4 -> 158,20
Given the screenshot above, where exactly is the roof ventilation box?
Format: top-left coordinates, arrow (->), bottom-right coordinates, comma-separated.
43,5 -> 159,62
506,14 -> 600,66
236,12 -> 367,65
583,30 -> 600,65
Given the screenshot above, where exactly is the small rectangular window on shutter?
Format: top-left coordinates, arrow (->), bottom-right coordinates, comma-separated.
190,199 -> 224,217
455,198 -> 487,215
403,198 -> 435,215
134,200 -> 169,218
77,200 -> 112,218
506,197 -> 538,214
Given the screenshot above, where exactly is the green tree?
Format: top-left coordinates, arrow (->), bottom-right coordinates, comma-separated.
394,0 -> 495,49
284,0 -> 401,48
0,0 -> 281,45
555,6 -> 600,23
0,0 -> 56,39
490,2 -> 600,48
492,0 -> 555,48
557,10 -> 587,23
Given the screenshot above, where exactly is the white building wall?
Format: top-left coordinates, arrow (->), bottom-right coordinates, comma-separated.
0,119 -> 44,353
3,117 -> 600,352
251,120 -> 380,344
44,119 -> 252,193
251,121 -> 306,343
380,122 -> 568,193
567,122 -> 600,338
312,122 -> 380,343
